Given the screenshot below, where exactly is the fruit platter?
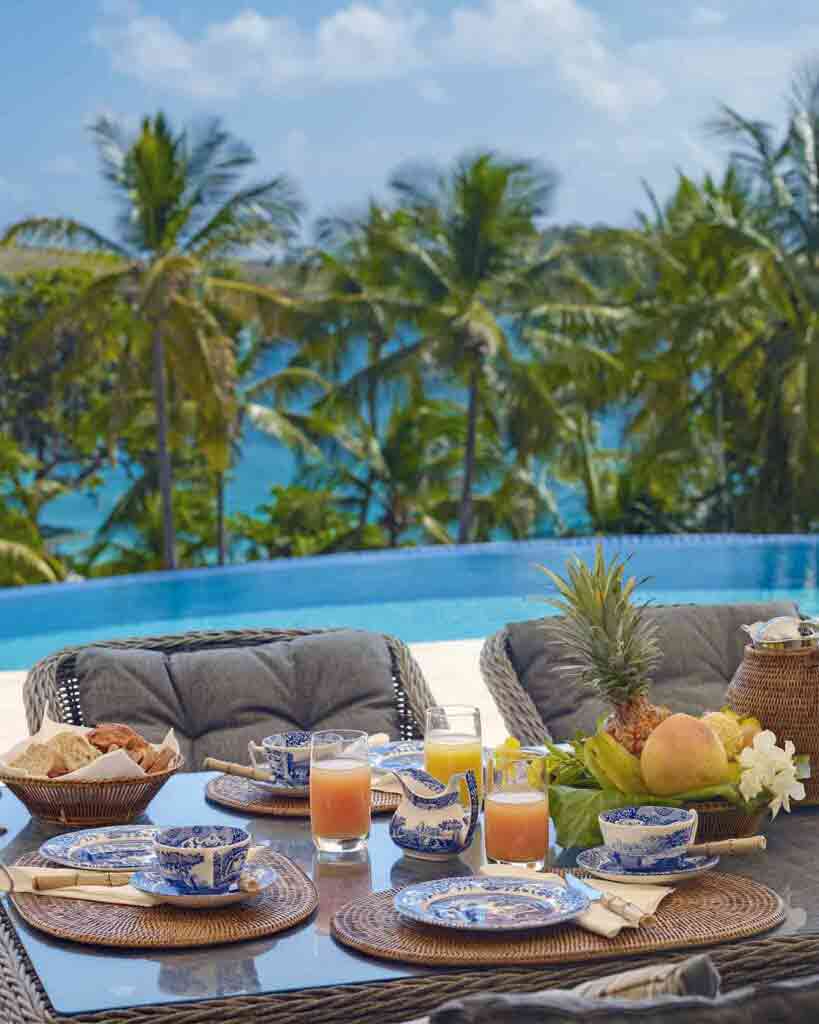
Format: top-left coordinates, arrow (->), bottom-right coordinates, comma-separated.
509,546 -> 810,848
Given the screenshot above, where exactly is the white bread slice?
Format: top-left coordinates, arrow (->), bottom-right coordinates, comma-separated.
48,733 -> 100,773
9,743 -> 65,778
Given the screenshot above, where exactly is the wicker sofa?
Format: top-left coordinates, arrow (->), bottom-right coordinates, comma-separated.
480,601 -> 798,745
22,627 -> 435,764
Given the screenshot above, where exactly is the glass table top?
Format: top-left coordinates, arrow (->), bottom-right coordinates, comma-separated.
0,773 -> 815,1016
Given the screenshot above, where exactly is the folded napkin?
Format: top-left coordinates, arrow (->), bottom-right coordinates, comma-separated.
2,865 -> 161,907
479,864 -> 672,939
4,847 -> 267,908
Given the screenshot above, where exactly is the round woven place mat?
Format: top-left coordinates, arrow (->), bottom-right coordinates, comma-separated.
206,774 -> 401,817
331,871 -> 785,967
11,850 -> 317,949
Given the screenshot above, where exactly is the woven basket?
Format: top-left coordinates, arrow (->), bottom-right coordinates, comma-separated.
727,645 -> 819,805
0,757 -> 183,825
685,800 -> 767,842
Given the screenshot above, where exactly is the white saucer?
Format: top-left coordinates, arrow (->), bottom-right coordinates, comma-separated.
576,846 -> 719,884
130,864 -> 278,908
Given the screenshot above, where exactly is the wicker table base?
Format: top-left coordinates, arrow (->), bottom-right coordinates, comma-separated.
206,774 -> 401,817
10,851 -> 317,949
332,872 -> 784,967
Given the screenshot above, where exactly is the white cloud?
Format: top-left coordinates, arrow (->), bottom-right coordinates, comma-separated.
93,0 -> 664,116
445,0 -> 665,117
46,155 -> 81,177
93,2 -> 425,99
690,5 -> 726,28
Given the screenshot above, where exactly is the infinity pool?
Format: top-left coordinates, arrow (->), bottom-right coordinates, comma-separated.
1,534 -> 817,669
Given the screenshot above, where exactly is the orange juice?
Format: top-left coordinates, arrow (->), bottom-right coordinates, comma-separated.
310,758 -> 371,842
424,732 -> 484,802
485,790 -> 548,865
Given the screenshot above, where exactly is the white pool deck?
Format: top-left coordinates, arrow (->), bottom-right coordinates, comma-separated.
0,639 -> 506,753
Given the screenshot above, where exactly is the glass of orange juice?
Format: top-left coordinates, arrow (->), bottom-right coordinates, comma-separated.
310,730 -> 371,853
485,751 -> 549,869
424,705 -> 483,803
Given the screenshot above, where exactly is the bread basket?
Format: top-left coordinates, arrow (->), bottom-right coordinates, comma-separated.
0,756 -> 184,826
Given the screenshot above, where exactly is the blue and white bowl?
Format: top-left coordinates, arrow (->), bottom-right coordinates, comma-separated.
154,826 -> 251,893
249,731 -> 313,790
598,805 -> 698,870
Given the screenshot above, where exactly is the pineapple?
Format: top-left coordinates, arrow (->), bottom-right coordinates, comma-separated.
540,543 -> 670,755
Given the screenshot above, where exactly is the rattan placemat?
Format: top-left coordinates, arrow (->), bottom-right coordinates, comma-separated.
331,871 -> 785,967
206,774 -> 401,817
11,850 -> 317,949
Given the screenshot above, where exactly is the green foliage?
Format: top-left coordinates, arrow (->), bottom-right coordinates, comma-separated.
5,69 -> 819,588
230,486 -> 383,559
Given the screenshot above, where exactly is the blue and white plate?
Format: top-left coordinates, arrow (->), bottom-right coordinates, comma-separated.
40,826 -> 159,872
130,864 -> 277,909
576,846 -> 719,885
394,876 -> 589,932
369,740 -> 424,773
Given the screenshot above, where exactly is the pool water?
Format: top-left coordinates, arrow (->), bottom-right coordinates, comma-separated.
1,534 -> 817,669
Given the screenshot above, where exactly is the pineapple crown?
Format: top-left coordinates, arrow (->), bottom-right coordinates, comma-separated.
538,543 -> 663,706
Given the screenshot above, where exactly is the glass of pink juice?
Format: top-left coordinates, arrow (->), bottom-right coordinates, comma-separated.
485,752 -> 549,869
310,730 -> 371,854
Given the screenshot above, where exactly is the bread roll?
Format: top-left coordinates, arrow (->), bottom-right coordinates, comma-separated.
48,732 -> 100,772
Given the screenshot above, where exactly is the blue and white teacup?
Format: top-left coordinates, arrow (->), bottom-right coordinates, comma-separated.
249,731 -> 312,789
598,806 -> 698,870
155,826 -> 251,893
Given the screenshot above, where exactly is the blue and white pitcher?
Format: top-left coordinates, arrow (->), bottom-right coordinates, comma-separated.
388,767 -> 479,861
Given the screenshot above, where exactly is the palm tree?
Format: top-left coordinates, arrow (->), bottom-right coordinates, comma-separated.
2,113 -> 302,568
0,539 -> 64,585
697,63 -> 819,526
376,152 -> 557,542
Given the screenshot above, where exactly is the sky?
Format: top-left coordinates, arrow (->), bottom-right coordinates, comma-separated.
3,0 -> 819,239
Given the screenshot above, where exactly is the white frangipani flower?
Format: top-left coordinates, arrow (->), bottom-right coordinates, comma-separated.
737,730 -> 806,817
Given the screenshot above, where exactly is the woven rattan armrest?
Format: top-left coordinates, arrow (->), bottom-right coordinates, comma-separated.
480,626 -> 551,746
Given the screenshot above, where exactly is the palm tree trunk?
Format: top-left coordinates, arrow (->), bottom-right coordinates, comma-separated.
151,326 -> 176,570
458,361 -> 480,544
216,472 -> 227,566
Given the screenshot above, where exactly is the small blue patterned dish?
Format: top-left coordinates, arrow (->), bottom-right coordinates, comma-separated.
598,805 -> 699,869
576,846 -> 719,884
131,864 -> 277,908
249,731 -> 312,795
155,825 -> 251,893
369,740 -> 425,773
40,826 -> 159,871
394,876 -> 589,932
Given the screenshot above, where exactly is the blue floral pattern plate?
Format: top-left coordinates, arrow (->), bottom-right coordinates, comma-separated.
394,876 -> 589,932
576,846 -> 720,884
40,826 -> 160,871
369,740 -> 424,772
130,864 -> 277,908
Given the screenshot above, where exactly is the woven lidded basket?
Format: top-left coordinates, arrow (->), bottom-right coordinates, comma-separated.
0,758 -> 184,826
727,645 -> 819,805
685,800 -> 767,842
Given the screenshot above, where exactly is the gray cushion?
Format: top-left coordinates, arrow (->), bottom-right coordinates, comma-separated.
76,630 -> 398,768
506,601 -> 799,741
431,970 -> 819,1023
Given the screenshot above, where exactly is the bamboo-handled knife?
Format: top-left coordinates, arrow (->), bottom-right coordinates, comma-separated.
0,866 -> 133,892
687,835 -> 766,857
564,873 -> 648,926
202,757 -> 273,783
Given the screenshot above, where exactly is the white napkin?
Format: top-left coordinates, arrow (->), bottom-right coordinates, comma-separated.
3,865 -> 161,907
480,864 -> 673,939
0,708 -> 179,781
